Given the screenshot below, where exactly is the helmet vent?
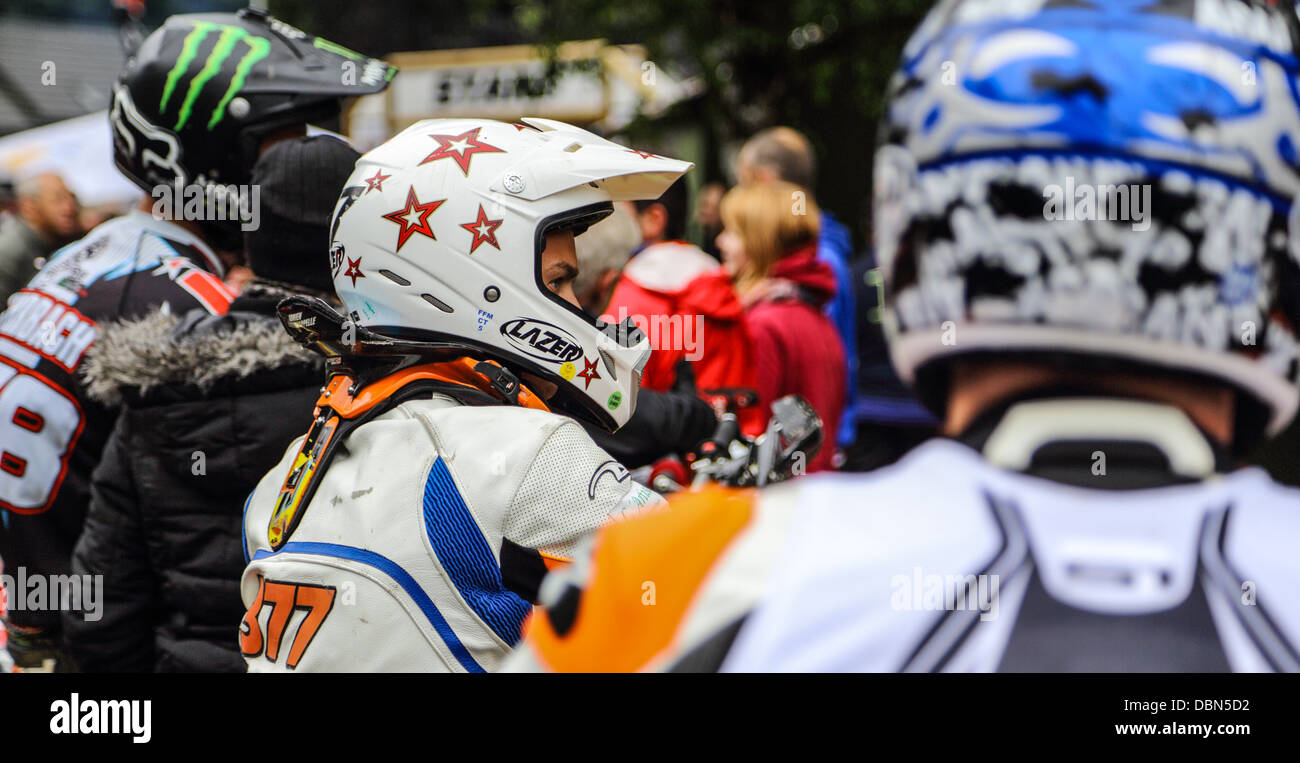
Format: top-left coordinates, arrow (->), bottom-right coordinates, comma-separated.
421,293 -> 454,313
380,269 -> 410,286
598,347 -> 618,381
563,142 -> 583,153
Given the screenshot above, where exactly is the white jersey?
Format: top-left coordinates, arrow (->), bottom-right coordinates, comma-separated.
239,393 -> 660,672
509,399 -> 1300,672
722,439 -> 1300,672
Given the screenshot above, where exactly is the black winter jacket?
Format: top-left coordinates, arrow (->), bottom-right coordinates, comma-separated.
63,284 -> 323,672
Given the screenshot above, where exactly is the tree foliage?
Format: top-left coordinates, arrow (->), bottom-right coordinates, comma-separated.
515,0 -> 933,239
271,0 -> 935,246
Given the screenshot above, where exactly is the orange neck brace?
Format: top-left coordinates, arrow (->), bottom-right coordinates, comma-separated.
316,357 -> 550,419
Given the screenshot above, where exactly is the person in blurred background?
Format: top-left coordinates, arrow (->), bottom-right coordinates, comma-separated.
839,214 -> 936,472
735,127 -> 858,461
64,135 -> 355,672
574,206 -> 717,468
695,181 -> 726,261
604,178 -> 762,431
717,181 -> 844,473
0,172 -> 80,301
573,203 -> 641,317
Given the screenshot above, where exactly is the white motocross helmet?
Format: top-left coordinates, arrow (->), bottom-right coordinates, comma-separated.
327,117 -> 692,430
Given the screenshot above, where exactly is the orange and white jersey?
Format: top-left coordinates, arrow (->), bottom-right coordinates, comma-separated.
238,367 -> 661,673
508,401 -> 1300,672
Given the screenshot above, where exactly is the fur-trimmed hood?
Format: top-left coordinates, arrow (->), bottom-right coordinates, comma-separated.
82,287 -> 324,407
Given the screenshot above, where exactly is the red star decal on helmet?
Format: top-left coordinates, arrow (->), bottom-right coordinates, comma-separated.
344,256 -> 365,287
626,148 -> 658,160
382,186 -> 444,251
460,205 -> 503,254
576,356 -> 602,389
418,127 -> 506,176
363,169 -> 391,194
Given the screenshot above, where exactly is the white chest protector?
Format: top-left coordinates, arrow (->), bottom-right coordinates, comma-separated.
722,436 -> 1300,672
239,393 -> 659,672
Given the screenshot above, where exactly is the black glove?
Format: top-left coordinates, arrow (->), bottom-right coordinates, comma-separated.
583,389 -> 718,468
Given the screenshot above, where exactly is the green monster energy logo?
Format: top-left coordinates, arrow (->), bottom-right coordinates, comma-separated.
158,21 -> 271,132
312,37 -> 365,61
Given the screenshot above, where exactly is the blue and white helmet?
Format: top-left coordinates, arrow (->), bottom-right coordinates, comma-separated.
875,0 -> 1300,444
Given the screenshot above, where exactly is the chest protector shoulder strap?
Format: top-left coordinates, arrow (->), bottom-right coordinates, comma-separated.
265,358 -> 549,550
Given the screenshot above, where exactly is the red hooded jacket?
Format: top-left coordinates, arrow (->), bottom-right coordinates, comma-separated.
603,241 -> 761,429
744,244 -> 846,472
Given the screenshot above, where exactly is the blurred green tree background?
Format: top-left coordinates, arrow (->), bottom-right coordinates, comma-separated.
270,0 -> 934,249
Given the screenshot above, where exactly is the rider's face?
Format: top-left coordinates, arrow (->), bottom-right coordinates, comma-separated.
540,229 -> 581,309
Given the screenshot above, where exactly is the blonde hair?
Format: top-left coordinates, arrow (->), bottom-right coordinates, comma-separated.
720,181 -> 820,295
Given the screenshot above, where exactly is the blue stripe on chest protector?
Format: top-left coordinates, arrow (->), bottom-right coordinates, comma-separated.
251,541 -> 485,673
423,457 -> 531,645
241,491 -> 254,565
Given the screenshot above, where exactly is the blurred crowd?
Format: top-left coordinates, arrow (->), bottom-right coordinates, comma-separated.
580,125 -> 939,477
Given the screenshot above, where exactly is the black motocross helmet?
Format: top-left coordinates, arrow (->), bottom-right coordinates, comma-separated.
110,7 -> 395,249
